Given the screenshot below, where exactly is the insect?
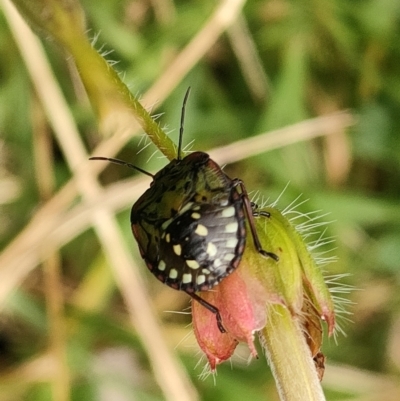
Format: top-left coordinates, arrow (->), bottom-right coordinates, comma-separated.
90,88 -> 278,332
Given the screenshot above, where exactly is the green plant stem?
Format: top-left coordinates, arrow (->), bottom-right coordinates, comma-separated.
260,304 -> 326,401
11,0 -> 177,160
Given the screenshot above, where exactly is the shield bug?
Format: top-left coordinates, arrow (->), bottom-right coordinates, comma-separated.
90,89 -> 278,332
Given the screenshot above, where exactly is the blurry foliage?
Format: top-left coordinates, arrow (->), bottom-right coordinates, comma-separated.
0,0 -> 400,400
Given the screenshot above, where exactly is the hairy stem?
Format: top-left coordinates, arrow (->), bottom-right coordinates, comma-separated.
260,305 -> 326,401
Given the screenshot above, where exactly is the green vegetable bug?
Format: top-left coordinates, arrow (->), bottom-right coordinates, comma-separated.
90,89 -> 278,332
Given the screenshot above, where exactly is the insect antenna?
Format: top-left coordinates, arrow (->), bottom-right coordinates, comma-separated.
89,156 -> 154,178
178,87 -> 191,161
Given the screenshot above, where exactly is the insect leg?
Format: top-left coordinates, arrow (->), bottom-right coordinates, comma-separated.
250,202 -> 270,218
232,179 -> 279,262
188,292 -> 226,333
252,210 -> 270,218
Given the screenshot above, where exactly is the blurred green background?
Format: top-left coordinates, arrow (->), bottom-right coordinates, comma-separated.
0,0 -> 400,400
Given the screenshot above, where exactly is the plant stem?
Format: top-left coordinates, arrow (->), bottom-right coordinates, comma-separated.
11,0 -> 177,160
260,304 -> 326,401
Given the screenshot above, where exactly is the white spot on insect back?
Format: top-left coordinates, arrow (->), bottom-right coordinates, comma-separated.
195,224 -> 208,236
202,268 -> 210,274
169,269 -> 178,279
223,253 -> 235,261
165,233 -> 171,243
206,242 -> 217,257
196,275 -> 206,285
158,260 -> 166,271
226,238 -> 238,248
225,222 -> 238,233
173,244 -> 182,256
186,260 -> 200,269
191,212 -> 201,219
182,273 -> 192,284
221,206 -> 235,218
213,259 -> 222,268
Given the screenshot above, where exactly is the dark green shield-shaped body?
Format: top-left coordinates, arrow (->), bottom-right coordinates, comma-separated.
131,151 -> 246,292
